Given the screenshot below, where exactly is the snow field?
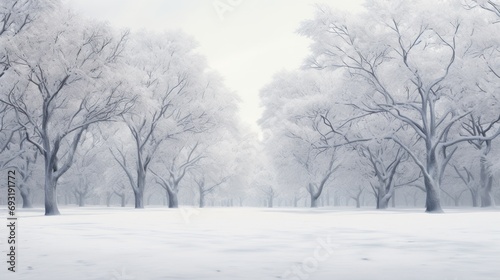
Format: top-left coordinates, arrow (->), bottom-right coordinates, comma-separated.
0,207 -> 499,280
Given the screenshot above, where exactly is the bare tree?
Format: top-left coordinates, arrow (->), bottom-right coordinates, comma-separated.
2,130 -> 41,208
110,91 -> 180,209
260,186 -> 278,208
113,184 -> 129,207
14,136 -> 38,208
68,141 -> 99,207
453,165 -> 480,207
151,143 -> 203,208
0,0 -> 47,79
110,31 -> 214,209
195,175 -> 228,208
0,105 -> 22,168
72,181 -> 90,207
305,154 -> 336,208
301,4 -> 500,212
360,145 -> 404,209
1,11 -> 131,215
461,115 -> 500,207
347,185 -> 366,208
461,0 -> 500,207
285,112 -> 340,208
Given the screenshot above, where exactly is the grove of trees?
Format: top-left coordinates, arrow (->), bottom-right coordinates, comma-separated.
1,0 -> 498,215
261,0 -> 500,212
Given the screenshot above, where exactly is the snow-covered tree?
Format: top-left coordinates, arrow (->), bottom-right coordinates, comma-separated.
299,1 -> 500,212
13,132 -> 41,208
1,4 -> 132,215
0,0 -> 49,168
111,30 -> 221,209
260,70 -> 346,208
151,141 -> 203,208
458,2 -> 500,206
0,0 -> 50,79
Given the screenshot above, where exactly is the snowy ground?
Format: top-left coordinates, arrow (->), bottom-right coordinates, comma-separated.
0,207 -> 499,280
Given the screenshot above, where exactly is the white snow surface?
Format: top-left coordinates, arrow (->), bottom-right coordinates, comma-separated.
1,207 -> 499,280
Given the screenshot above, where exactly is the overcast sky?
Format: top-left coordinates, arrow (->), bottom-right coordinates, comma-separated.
65,0 -> 363,135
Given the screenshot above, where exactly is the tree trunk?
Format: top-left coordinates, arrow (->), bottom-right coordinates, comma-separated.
199,192 -> 206,208
198,183 -> 206,208
326,189 -> 331,206
20,186 -> 33,208
308,179 -> 330,208
376,185 -> 391,209
134,183 -> 144,208
424,177 -> 443,213
134,189 -> 144,208
133,167 -> 146,209
310,192 -> 318,208
44,171 -> 60,216
377,197 -> 390,209
423,149 -> 444,213
167,187 -> 179,208
479,156 -> 494,207
470,189 -> 479,207
309,183 -> 319,208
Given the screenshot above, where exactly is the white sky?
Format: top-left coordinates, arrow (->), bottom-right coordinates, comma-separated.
65,0 -> 363,134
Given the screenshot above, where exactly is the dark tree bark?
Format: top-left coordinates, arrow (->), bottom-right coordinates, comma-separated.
479,155 -> 494,207
166,187 -> 178,208
44,171 -> 60,215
